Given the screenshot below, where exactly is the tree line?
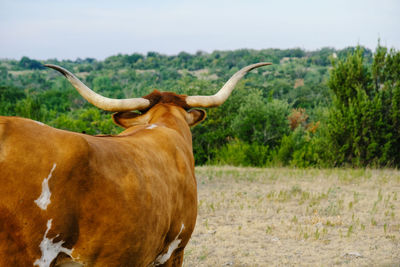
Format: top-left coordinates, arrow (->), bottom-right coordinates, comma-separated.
0,45 -> 398,167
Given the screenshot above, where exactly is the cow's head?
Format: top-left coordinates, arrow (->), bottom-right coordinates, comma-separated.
45,63 -> 271,130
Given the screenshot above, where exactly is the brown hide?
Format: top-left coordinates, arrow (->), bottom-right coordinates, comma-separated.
0,99 -> 203,266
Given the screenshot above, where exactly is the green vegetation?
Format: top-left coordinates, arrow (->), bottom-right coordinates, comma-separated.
0,45 -> 399,167
326,46 -> 400,167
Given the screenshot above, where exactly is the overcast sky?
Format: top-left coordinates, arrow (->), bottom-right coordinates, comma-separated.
1,0 -> 399,60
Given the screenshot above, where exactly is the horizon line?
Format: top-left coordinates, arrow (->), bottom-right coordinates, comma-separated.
0,44 -> 386,62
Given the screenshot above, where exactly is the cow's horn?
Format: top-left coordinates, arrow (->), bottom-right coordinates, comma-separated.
185,62 -> 272,108
45,64 -> 150,112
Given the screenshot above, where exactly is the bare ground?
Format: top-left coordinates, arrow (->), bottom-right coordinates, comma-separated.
183,167 -> 400,266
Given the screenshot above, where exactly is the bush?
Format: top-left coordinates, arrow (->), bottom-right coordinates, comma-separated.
232,89 -> 290,147
213,139 -> 270,167
273,127 -> 321,167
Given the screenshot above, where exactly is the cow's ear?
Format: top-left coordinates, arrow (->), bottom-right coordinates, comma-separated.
112,112 -> 150,128
186,109 -> 206,127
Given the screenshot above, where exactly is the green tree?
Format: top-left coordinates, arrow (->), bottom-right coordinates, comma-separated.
326,46 -> 400,167
232,89 -> 290,147
19,56 -> 44,70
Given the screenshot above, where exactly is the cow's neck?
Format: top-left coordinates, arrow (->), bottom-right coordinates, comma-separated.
117,104 -> 193,147
148,105 -> 193,147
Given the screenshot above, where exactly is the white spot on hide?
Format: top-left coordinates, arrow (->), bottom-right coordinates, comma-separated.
146,124 -> 158,129
34,163 -> 57,210
34,219 -> 73,267
154,224 -> 185,265
33,120 -> 45,126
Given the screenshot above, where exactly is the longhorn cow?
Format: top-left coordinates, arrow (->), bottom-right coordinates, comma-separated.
0,62 -> 271,266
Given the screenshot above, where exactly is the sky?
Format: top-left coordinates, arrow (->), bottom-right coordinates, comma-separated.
0,0 -> 399,60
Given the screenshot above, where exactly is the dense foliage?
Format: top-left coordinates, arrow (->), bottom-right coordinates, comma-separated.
1,45 -> 398,167
326,45 -> 400,167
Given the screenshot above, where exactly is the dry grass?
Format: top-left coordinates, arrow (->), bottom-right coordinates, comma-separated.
183,166 -> 400,266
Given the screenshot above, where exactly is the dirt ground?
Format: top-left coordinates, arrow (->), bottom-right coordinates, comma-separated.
183,166 -> 400,266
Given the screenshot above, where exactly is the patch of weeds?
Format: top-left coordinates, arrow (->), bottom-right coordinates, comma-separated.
354,216 -> 360,226
198,253 -> 207,261
204,219 -> 209,229
323,199 -> 343,216
298,226 -> 310,240
377,188 -> 383,202
265,225 -> 273,234
384,194 -> 391,208
276,206 -> 282,214
184,248 -> 193,257
303,232 -> 310,240
209,203 -> 215,212
361,223 -> 366,230
309,192 -> 328,207
266,191 -> 275,200
338,199 -> 344,210
326,186 -> 341,199
277,190 -> 291,202
314,228 -> 320,240
384,223 -> 388,234
377,174 -> 389,185
326,220 -> 334,227
266,189 -> 294,202
339,169 -> 365,184
322,239 -> 331,245
371,218 -> 377,226
198,199 -> 204,208
291,215 -> 298,224
371,200 -> 379,215
299,191 -> 310,204
346,224 -> 354,237
353,191 -> 360,204
322,227 -> 328,236
290,185 -> 302,195
385,235 -> 396,241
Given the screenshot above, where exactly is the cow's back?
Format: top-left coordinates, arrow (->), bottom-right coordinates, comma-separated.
0,117 -> 197,266
73,124 -> 197,265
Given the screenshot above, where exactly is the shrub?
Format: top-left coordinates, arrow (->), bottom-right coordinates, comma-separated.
213,139 -> 270,167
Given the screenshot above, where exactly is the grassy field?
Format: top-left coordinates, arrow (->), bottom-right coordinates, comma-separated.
183,166 -> 400,266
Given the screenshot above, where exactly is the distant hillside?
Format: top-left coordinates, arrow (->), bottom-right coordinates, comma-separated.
1,46 -> 385,167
